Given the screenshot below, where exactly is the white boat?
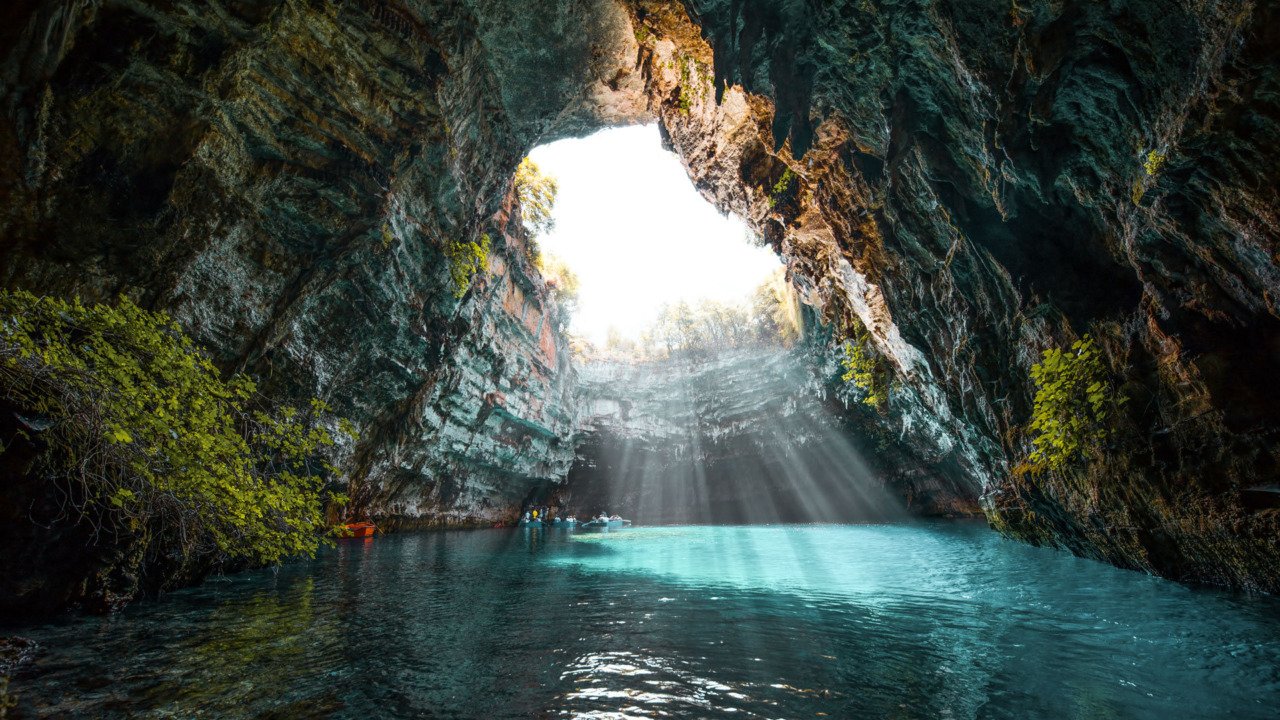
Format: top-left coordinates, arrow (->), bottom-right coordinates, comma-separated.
580,518 -> 631,530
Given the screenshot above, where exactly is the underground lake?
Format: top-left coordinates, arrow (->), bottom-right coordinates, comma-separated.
6,523 -> 1280,719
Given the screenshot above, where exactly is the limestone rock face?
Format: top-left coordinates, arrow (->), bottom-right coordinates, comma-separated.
646,0 -> 1280,589
0,0 -> 647,531
568,348 -> 977,523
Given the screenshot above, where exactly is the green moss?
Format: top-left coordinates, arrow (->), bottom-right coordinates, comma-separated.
0,291 -> 351,566
840,323 -> 890,409
1143,150 -> 1166,177
1022,334 -> 1126,474
768,167 -> 796,207
445,232 -> 491,298
675,56 -> 710,115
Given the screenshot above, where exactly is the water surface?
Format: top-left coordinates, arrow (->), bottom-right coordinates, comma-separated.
5,523 -> 1279,718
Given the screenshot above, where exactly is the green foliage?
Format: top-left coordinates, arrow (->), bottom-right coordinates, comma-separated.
752,267 -> 802,347
0,291 -> 351,566
769,167 -> 796,207
676,56 -> 711,115
677,86 -> 694,115
537,253 -> 581,314
515,158 -> 558,239
677,59 -> 695,114
840,330 -> 888,409
1143,150 -> 1166,177
445,232 -> 491,298
1024,335 -> 1126,473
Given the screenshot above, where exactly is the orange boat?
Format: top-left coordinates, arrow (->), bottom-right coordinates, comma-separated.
344,522 -> 376,538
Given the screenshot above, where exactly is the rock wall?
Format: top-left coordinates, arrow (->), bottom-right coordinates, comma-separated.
567,347 -> 976,523
0,0 -> 648,529
635,0 -> 1280,590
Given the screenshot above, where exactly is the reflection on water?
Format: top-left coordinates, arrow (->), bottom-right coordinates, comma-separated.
5,523 -> 1280,719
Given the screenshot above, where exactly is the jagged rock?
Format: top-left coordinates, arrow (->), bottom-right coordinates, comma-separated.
0,636 -> 37,676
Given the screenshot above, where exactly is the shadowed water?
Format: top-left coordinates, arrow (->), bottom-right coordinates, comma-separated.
5,523 -> 1279,718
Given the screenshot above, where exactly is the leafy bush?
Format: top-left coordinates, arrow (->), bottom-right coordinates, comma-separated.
0,291 -> 349,566
1143,150 -> 1166,177
445,233 -> 491,298
1024,335 -> 1125,473
841,331 -> 888,409
769,167 -> 796,207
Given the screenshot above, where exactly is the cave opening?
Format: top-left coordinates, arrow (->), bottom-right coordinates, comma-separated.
514,125 -> 906,526
524,123 -> 785,355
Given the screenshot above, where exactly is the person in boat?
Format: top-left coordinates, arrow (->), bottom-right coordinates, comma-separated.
532,508 -> 539,520
522,511 -> 531,522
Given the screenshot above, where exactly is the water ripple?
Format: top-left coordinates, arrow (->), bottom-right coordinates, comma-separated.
4,523 -> 1280,719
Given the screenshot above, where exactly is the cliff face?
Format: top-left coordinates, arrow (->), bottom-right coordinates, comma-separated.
567,348 -> 975,524
639,0 -> 1280,589
0,0 -> 648,529
1,0 -> 1278,597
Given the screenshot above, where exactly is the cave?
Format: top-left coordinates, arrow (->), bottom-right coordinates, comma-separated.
1,0 -> 1279,716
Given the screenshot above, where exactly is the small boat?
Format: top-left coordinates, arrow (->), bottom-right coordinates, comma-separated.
518,518 -> 544,528
580,518 -> 631,531
343,522 -> 376,538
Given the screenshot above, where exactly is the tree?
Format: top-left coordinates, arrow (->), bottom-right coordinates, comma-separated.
537,253 -> 580,319
515,158 -> 558,240
751,268 -> 802,347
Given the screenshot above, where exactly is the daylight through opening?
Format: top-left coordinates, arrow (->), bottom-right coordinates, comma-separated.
525,125 -> 795,359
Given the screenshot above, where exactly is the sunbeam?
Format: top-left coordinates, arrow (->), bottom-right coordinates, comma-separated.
567,349 -> 906,526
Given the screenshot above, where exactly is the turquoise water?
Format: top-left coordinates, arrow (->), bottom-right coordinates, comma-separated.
5,523 -> 1280,718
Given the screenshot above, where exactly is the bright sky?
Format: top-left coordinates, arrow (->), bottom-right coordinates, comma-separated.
527,125 -> 781,345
